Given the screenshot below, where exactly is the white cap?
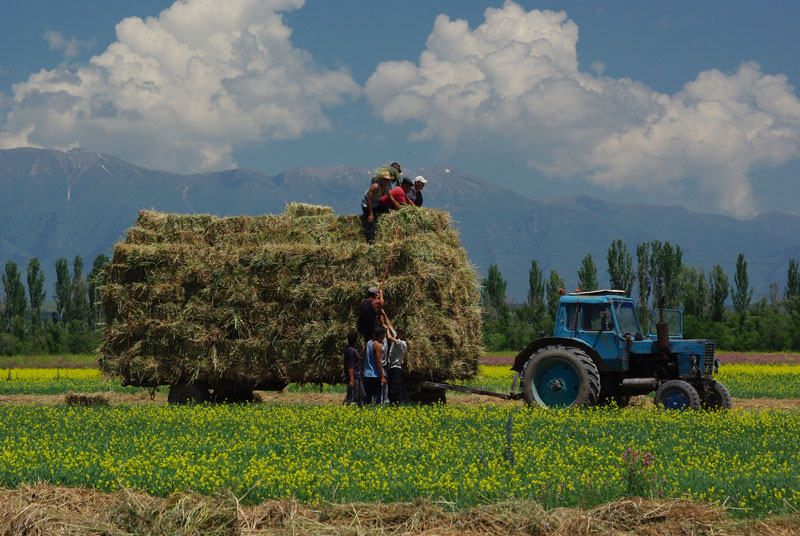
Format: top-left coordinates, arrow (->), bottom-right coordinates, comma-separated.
414,175 -> 428,184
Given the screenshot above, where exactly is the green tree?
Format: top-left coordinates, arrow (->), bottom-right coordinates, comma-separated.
649,241 -> 682,308
607,239 -> 634,295
636,243 -> 651,327
696,266 -> 709,319
88,254 -> 109,328
731,253 -> 753,323
545,269 -> 565,320
786,259 -> 799,299
54,258 -> 72,323
577,253 -> 598,292
527,259 -> 546,324
709,264 -> 729,322
2,261 -> 27,334
26,257 -> 46,329
481,264 -> 507,317
69,255 -> 89,326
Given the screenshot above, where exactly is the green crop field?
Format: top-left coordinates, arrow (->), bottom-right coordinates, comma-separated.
0,403 -> 798,516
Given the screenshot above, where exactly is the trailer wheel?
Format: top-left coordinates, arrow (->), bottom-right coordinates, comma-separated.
408,386 -> 446,405
521,345 -> 600,408
654,380 -> 701,410
167,383 -> 210,405
701,381 -> 732,410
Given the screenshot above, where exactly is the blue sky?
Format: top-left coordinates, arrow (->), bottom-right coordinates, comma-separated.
1,0 -> 799,217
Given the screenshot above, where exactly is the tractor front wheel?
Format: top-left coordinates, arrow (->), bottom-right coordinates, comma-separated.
521,345 -> 600,408
654,380 -> 701,410
702,381 -> 732,410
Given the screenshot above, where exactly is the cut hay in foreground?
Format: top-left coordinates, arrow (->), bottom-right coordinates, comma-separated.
99,204 -> 482,388
2,484 -> 797,536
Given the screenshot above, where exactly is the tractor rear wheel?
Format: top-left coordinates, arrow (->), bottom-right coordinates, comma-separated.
521,345 -> 600,408
702,381 -> 732,410
654,380 -> 701,410
167,383 -> 210,405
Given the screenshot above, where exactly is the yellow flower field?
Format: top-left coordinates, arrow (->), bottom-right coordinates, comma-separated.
1,403 -> 799,516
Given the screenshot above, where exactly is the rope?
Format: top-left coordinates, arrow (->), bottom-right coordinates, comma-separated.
379,223 -> 401,293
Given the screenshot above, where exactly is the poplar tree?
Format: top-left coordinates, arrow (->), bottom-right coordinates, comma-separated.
545,269 -> 565,320
607,239 -> 634,296
577,253 -> 598,292
709,264 -> 729,322
731,253 -> 753,321
2,261 -> 27,332
527,259 -> 545,324
786,259 -> 799,299
54,258 -> 72,323
27,257 -> 46,329
69,255 -> 90,326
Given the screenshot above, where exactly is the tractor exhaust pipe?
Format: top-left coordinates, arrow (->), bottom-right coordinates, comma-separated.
656,297 -> 670,350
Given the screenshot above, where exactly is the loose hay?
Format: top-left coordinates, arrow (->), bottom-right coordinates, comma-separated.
99,205 -> 482,388
2,484 -> 799,536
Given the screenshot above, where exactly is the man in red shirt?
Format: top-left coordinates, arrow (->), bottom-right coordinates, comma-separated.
379,177 -> 414,210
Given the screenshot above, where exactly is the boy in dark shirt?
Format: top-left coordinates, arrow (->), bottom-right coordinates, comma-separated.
343,332 -> 365,406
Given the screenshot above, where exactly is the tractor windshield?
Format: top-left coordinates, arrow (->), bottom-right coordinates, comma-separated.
612,300 -> 641,336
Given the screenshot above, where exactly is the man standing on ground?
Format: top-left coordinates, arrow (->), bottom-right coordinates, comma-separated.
363,327 -> 388,404
407,176 -> 427,207
343,332 -> 364,406
361,172 -> 393,243
381,311 -> 408,404
371,162 -> 402,187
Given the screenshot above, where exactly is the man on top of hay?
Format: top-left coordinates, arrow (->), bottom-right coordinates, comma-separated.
371,162 -> 402,186
361,171 -> 396,243
379,176 -> 414,209
407,175 -> 427,207
357,286 -> 384,353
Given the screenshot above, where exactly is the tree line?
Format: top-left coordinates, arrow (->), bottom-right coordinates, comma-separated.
0,255 -> 109,355
480,240 -> 800,352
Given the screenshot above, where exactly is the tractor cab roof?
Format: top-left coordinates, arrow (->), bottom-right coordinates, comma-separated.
560,290 -> 631,305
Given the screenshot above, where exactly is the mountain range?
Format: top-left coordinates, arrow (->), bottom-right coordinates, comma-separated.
2,147 -> 799,301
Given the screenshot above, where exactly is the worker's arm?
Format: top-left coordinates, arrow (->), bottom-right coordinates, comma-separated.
389,192 -> 403,210
347,367 -> 354,387
374,342 -> 386,383
381,310 -> 395,334
366,184 -> 378,222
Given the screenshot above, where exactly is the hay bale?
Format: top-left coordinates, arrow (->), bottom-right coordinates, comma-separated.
99,204 -> 482,388
64,391 -> 110,407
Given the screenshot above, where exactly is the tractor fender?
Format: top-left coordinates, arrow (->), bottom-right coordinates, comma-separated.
511,337 -> 607,374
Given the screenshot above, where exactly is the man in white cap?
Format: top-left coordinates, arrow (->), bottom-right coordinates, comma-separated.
407,175 -> 427,207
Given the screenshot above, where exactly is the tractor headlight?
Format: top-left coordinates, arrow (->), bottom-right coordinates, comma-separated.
714,358 -> 721,373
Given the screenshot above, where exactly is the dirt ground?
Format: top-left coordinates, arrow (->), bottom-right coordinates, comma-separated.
2,389 -> 799,410
1,483 -> 799,536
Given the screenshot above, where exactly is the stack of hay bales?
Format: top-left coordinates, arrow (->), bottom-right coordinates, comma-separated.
99,204 -> 482,388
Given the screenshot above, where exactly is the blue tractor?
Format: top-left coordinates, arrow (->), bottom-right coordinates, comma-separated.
509,290 -> 730,410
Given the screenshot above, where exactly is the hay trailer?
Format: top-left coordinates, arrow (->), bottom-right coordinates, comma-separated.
100,206 -> 482,403
426,290 -> 730,410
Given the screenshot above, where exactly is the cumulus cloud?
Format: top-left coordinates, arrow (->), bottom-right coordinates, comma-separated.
43,31 -> 95,63
0,0 -> 359,172
365,1 -> 800,216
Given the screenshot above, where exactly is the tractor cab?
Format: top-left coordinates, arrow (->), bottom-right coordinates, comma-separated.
648,308 -> 683,339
